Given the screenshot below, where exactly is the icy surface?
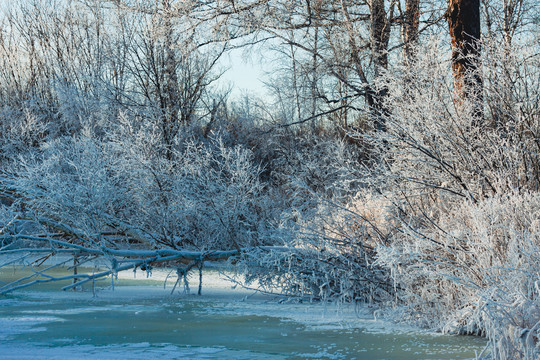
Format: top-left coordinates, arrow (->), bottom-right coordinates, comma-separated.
0,268 -> 486,359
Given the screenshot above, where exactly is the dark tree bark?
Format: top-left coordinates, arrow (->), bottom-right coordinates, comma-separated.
402,0 -> 420,64
447,0 -> 483,119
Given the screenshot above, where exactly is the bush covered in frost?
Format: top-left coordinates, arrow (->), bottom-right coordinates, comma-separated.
369,37 -> 540,359
2,118 -> 279,254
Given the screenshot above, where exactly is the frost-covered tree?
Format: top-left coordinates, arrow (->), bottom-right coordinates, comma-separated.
0,0 -> 227,161
0,118 -> 281,293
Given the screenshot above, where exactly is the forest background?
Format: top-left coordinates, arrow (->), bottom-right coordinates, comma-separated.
0,0 -> 538,359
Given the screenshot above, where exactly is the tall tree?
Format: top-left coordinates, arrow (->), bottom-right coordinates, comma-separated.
402,0 -> 420,64
447,0 -> 483,119
369,0 -> 394,131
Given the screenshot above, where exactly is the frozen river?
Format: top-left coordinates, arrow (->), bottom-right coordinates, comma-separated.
0,268 -> 486,359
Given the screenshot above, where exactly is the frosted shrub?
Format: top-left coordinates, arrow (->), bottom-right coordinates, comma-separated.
0,106 -> 50,161
13,137 -> 116,224
235,155 -> 395,303
465,193 -> 540,359
237,213 -> 394,304
1,118 -> 276,258
265,131 -> 365,207
373,37 -> 539,201
107,117 -> 276,251
372,37 -> 540,359
378,192 -> 540,358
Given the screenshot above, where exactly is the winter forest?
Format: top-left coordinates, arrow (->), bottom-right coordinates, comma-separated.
0,0 -> 538,358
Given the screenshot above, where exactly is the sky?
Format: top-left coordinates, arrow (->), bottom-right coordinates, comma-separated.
218,47 -> 269,101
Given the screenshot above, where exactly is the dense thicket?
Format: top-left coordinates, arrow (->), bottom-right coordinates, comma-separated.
0,0 -> 538,358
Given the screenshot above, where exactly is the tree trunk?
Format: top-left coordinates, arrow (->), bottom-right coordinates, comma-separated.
402,0 -> 420,64
162,0 -> 180,159
370,0 -> 393,132
447,0 -> 483,120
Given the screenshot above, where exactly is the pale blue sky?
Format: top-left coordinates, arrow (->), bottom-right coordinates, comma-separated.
219,47 -> 268,100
